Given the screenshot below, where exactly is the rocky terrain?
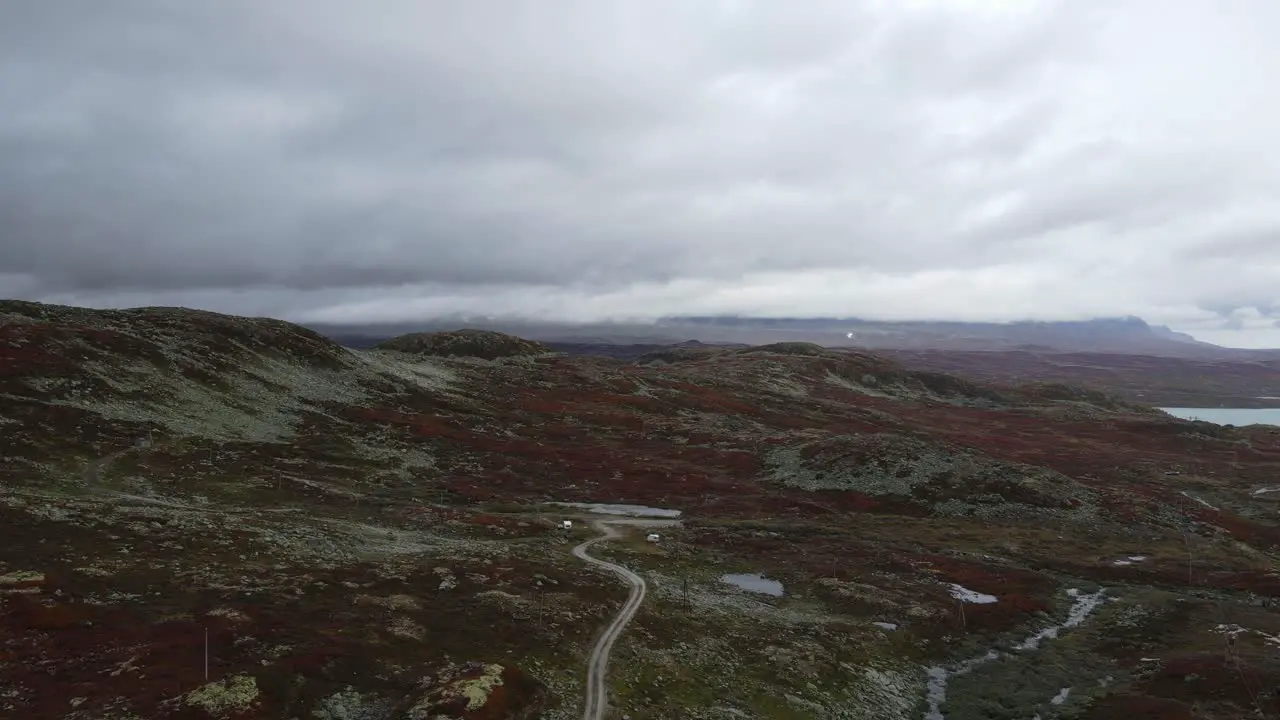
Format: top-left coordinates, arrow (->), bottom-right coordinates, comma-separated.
875,349 -> 1280,410
3,299 -> 1280,719
332,336 -> 1280,409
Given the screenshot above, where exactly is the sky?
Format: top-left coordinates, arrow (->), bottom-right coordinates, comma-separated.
3,0 -> 1280,347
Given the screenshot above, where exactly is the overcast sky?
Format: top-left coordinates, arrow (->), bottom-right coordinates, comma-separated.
4,1 -> 1280,346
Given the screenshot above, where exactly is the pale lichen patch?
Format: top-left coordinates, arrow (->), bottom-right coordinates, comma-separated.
456,663 -> 506,710
388,616 -> 426,640
183,674 -> 260,718
0,570 -> 44,585
207,607 -> 250,623
406,663 -> 506,718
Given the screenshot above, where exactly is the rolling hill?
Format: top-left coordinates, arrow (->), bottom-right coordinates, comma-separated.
3,300 -> 1280,719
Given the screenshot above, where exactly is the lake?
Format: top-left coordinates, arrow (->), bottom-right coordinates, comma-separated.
1160,407 -> 1280,427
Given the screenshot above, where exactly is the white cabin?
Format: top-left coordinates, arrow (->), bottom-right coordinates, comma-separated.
646,533 -> 660,543
561,520 -> 573,530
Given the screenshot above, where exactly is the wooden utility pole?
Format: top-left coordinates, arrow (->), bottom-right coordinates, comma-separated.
204,627 -> 209,680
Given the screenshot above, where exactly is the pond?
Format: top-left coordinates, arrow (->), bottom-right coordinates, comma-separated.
720,573 -> 784,597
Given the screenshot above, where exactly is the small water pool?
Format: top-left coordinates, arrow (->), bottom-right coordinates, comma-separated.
721,573 -> 784,597
552,502 -> 681,518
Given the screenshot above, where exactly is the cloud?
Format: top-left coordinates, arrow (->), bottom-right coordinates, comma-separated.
2,0 -> 1279,345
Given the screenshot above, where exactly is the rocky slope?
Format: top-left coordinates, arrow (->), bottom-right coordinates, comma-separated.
544,343 -> 1280,409
3,300 -> 1280,719
877,349 -> 1280,409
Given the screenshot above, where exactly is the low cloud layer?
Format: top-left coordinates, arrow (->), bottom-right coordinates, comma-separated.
4,1 -> 1280,345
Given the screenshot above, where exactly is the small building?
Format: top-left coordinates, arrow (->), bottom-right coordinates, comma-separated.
561,520 -> 573,530
646,533 -> 660,543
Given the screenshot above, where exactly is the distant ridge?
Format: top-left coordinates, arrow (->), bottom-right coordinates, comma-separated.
307,315 -> 1274,359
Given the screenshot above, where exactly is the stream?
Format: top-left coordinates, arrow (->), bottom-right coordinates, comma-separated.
923,588 -> 1107,720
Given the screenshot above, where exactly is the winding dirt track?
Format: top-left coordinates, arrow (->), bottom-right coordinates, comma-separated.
572,519 -> 678,720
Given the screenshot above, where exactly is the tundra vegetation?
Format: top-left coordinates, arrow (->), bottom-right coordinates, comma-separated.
2,300 -> 1279,719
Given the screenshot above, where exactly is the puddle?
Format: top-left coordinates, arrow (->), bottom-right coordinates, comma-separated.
721,573 -> 784,597
1112,555 -> 1147,566
552,502 -> 681,518
924,588 -> 1107,720
872,621 -> 899,631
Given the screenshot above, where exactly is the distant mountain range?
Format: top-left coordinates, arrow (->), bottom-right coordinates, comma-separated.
308,315 -> 1279,359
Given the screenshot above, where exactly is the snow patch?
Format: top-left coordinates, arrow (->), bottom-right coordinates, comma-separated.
946,583 -> 997,604
1213,624 -> 1248,638
924,651 -> 999,720
925,588 -> 1105,719
1180,491 -> 1219,511
1112,555 -> 1147,566
1015,588 -> 1106,651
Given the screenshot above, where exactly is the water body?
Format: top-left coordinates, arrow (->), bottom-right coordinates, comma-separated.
720,573 -> 785,596
1160,407 -> 1280,427
552,502 -> 681,518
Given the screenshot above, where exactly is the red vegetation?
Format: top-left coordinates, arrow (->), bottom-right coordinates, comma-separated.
1088,693 -> 1196,720
1138,652 -> 1280,713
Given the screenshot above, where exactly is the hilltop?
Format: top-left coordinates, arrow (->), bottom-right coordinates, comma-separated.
3,301 -> 1280,719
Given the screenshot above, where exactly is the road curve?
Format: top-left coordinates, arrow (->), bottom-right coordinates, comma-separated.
572,520 -> 668,720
